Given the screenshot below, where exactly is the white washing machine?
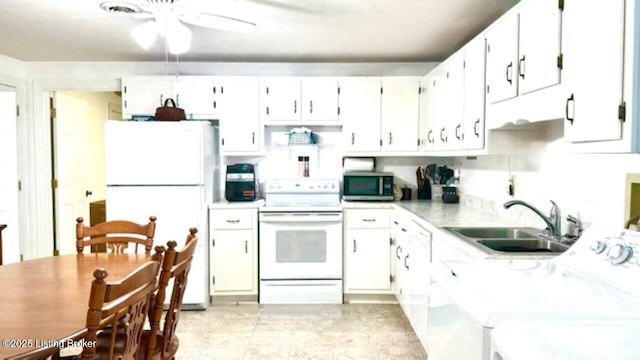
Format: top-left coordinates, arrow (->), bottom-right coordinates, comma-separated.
427,225 -> 640,360
490,320 -> 640,360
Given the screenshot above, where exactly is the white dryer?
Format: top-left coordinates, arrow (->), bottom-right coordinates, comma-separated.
427,225 -> 640,360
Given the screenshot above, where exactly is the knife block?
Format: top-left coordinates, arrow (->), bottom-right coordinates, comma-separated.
417,181 -> 431,200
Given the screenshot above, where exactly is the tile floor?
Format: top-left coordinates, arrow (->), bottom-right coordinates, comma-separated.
175,303 -> 428,359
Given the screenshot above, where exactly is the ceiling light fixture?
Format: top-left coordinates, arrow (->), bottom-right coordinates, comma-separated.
130,15 -> 192,55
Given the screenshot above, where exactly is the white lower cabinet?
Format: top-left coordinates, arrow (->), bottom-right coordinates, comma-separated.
406,220 -> 432,352
344,209 -> 393,294
209,208 -> 258,296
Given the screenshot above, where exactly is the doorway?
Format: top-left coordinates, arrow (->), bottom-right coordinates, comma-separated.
50,91 -> 122,255
0,85 -> 19,264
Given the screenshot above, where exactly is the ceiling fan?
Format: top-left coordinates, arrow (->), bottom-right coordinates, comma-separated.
99,0 -> 257,54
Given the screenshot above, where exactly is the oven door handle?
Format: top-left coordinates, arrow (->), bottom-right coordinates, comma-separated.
259,212 -> 343,223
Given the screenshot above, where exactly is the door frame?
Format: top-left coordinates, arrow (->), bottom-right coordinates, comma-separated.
28,79 -> 119,259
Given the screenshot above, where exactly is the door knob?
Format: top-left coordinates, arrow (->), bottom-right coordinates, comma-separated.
85,190 -> 93,197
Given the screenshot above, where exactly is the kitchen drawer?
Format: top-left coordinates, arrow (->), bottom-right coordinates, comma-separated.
346,209 -> 391,229
209,209 -> 255,230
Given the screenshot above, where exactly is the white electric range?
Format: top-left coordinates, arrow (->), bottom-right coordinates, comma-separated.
428,224 -> 640,360
259,178 -> 343,304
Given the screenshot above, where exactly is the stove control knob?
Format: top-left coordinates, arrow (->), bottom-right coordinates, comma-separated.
606,244 -> 633,265
590,241 -> 607,254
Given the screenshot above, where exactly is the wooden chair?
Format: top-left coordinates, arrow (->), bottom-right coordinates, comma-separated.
76,216 -> 157,254
141,228 -> 198,360
76,256 -> 163,360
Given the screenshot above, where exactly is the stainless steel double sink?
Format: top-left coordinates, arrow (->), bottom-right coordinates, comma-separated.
443,226 -> 571,256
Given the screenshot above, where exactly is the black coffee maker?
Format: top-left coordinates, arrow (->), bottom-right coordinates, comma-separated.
225,164 -> 258,201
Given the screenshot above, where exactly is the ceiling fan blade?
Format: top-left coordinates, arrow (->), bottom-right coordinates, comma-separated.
242,0 -> 317,14
180,13 -> 256,33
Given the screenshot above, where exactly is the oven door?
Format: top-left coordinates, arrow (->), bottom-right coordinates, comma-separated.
259,211 -> 343,280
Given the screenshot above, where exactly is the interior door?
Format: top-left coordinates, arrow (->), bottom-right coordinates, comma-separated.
0,87 -> 19,264
52,92 -> 90,255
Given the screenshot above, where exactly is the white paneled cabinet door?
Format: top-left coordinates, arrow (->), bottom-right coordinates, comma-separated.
445,54 -> 465,150
408,226 -> 431,352
518,0 -> 562,95
340,79 -> 381,153
432,75 -> 448,151
418,78 -> 431,152
261,79 -> 301,122
122,77 -> 175,118
345,230 -> 391,292
211,229 -> 255,293
220,78 -> 261,153
302,79 -> 339,121
176,77 -> 220,119
563,0 -> 625,142
381,78 -> 420,152
463,37 -> 487,150
485,14 -> 519,104
0,88 -> 19,264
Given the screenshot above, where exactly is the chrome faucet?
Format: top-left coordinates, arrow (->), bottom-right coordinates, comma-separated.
565,214 -> 584,241
504,200 -> 562,240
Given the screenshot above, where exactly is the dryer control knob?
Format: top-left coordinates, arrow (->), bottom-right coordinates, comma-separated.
590,241 -> 606,254
606,244 -> 633,265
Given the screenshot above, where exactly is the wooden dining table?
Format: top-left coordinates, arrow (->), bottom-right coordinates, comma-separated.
0,253 -> 152,359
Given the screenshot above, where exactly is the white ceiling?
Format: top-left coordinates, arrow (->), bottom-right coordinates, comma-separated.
0,0 -> 518,62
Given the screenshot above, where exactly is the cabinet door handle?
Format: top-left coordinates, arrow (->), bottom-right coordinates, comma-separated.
389,132 -> 393,145
245,240 -> 248,253
213,100 -> 217,109
294,100 -> 297,114
455,124 -> 461,140
226,219 -> 240,224
351,132 -> 355,145
310,100 -> 313,114
252,132 -> 255,144
566,94 -> 575,124
519,55 -> 526,79
474,119 -> 480,137
396,245 -> 401,259
401,228 -> 407,232
176,94 -> 180,106
506,62 -> 513,85
353,239 -> 357,253
213,86 -> 216,95
404,254 -> 410,269
393,221 -> 399,225
440,127 -> 447,142
427,129 -> 433,144
160,94 -> 163,106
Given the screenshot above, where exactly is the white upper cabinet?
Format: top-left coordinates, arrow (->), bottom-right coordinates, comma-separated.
302,79 -> 339,121
175,77 -> 221,119
445,53 -> 465,151
381,77 -> 420,152
486,0 -> 562,104
518,0 -> 562,95
261,78 -> 339,123
122,77 -> 176,118
563,0 -> 625,143
463,36 -> 487,150
219,77 -> 261,153
485,14 -> 519,104
261,78 -> 301,122
340,78 -> 382,153
418,77 -> 432,152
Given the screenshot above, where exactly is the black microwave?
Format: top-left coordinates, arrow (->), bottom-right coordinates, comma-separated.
343,171 -> 394,201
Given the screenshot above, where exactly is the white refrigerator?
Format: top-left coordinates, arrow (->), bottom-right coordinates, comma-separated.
104,120 -> 219,309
